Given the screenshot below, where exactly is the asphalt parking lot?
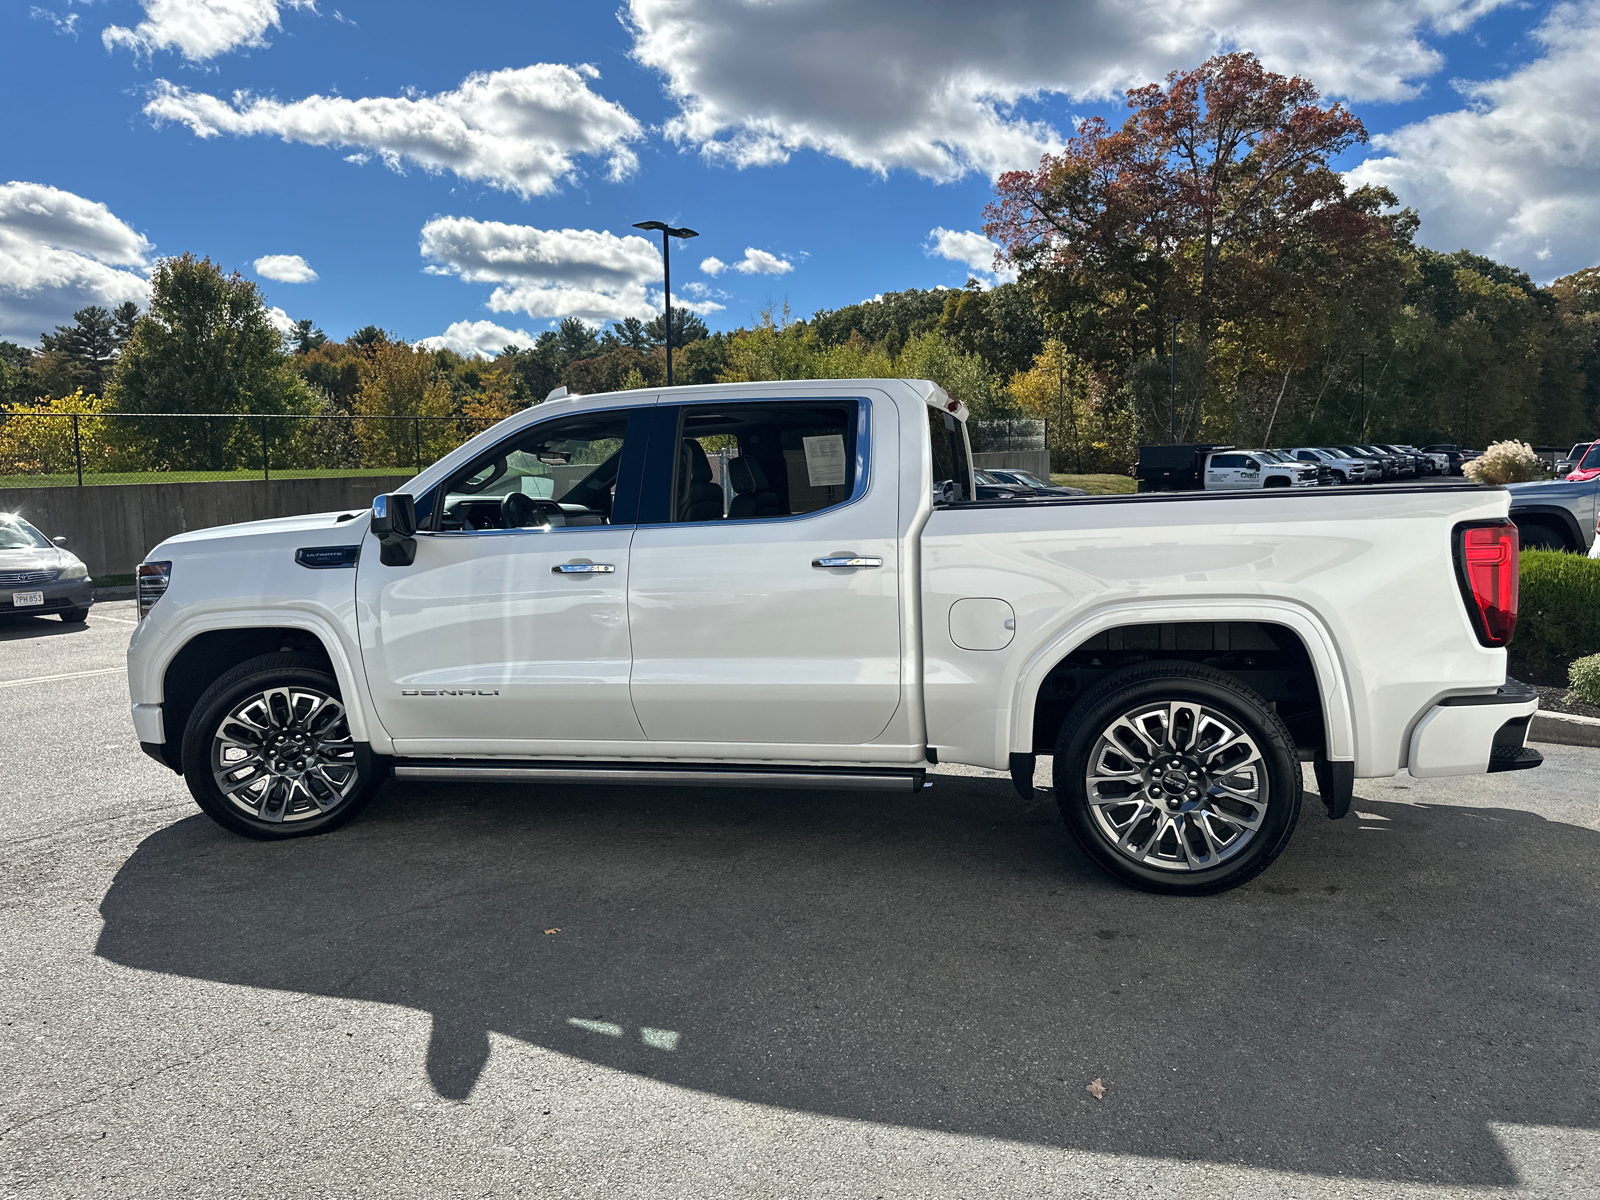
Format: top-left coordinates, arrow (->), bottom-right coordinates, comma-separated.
2,600 -> 1598,1199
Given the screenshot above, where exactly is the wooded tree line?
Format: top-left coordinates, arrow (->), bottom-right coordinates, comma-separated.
2,52 -> 1596,477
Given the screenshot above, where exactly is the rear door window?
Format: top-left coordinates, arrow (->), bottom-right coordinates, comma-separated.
647,400 -> 862,524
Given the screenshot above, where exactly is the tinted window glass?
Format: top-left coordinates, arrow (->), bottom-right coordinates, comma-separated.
669,400 -> 859,522
928,407 -> 974,502
436,410 -> 637,532
1210,454 -> 1245,468
1581,443 -> 1600,469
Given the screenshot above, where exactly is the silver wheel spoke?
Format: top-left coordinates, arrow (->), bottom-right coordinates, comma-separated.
211,683 -> 359,824
1083,698 -> 1272,873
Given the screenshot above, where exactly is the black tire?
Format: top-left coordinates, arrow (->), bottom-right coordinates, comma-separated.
1263,477 -> 1289,488
1516,521 -> 1569,552
1052,661 -> 1302,895
59,606 -> 89,623
181,652 -> 382,840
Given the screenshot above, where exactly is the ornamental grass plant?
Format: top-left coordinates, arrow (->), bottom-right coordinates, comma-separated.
1463,440 -> 1548,485
1570,654 -> 1600,707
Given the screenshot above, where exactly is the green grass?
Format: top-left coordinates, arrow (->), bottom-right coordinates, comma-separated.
1051,473 -> 1137,495
0,466 -> 416,489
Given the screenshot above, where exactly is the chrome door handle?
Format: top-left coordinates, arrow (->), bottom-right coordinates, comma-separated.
812,556 -> 882,569
552,562 -> 616,574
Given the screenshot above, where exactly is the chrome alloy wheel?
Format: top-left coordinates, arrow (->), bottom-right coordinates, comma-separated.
210,686 -> 359,823
1082,701 -> 1269,872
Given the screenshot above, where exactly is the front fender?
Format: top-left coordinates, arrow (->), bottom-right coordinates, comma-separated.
128,603 -> 387,752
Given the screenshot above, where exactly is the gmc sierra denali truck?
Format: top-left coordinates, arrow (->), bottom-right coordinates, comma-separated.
126,378 -> 1540,895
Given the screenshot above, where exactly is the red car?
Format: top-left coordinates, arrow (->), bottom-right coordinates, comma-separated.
1568,440 -> 1600,482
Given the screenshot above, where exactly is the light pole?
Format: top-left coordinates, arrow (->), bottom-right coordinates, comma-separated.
1169,316 -> 1180,445
633,220 -> 698,388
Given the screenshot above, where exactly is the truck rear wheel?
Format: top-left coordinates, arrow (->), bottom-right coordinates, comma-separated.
181,652 -> 383,840
1052,661 -> 1301,895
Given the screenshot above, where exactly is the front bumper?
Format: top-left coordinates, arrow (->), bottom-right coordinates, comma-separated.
0,577 -> 94,615
1408,680 -> 1542,778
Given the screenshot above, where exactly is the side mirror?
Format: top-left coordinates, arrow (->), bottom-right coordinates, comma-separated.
371,493 -> 417,566
52,536 -> 68,547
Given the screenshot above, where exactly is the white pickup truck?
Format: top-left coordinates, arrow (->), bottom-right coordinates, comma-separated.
126,378 -> 1540,894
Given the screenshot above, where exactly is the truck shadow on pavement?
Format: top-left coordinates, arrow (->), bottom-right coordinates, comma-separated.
96,775 -> 1599,1186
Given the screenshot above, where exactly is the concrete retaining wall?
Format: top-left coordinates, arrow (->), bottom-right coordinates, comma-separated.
0,476 -> 412,578
972,451 -> 1053,480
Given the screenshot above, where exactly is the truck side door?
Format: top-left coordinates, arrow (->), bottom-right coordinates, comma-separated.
625,396 -> 903,747
355,405 -> 653,752
1206,453 -> 1245,489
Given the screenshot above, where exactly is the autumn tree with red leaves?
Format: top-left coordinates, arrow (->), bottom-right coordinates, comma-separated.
985,53 -> 1403,439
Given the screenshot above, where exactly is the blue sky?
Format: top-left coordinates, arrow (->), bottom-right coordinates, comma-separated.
5,0 -> 1599,354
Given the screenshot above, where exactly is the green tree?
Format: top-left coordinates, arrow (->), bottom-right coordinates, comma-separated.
105,254 -> 312,470
354,339 -> 453,468
290,318 -> 328,355
647,310 -> 709,346
555,317 -> 600,359
606,317 -> 652,351
38,306 -> 119,396
111,301 -> 140,349
0,342 -> 43,408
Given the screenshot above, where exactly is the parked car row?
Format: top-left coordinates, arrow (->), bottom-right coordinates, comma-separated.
971,468 -> 1088,500
1556,439 -> 1600,481
1136,442 -> 1461,492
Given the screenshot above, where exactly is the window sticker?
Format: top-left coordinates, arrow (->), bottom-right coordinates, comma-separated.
803,434 -> 848,487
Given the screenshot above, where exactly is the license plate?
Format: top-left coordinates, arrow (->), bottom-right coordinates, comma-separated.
12,591 -> 44,607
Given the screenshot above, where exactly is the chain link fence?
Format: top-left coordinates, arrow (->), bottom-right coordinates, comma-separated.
968,418 -> 1046,453
0,412 -> 504,488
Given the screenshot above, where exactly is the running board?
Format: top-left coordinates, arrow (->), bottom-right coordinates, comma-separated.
392,759 -> 927,792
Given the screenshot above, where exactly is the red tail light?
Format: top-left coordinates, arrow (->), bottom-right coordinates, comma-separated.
1453,522 -> 1518,646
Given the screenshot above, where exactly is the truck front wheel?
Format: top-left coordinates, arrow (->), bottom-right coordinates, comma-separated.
1052,661 -> 1301,895
181,652 -> 383,839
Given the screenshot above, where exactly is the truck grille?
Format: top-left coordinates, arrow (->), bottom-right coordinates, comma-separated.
0,569 -> 58,586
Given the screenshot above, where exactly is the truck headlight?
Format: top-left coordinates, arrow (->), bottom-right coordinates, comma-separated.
137,561 -> 171,619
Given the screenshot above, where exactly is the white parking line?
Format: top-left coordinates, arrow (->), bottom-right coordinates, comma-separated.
91,613 -> 139,626
0,667 -> 123,689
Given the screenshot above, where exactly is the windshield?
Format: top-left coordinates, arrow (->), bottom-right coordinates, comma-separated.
1579,443 -> 1600,470
0,517 -> 52,550
1002,470 -> 1048,487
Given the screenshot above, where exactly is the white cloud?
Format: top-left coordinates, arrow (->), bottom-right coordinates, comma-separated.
143,64 -> 643,198
627,0 -> 1514,181
103,0 -> 317,62
264,304 -> 296,337
420,216 -> 724,325
925,227 -> 1016,286
730,247 -> 793,276
253,253 -> 317,283
699,255 -> 726,276
31,7 -> 81,37
1348,0 -> 1600,280
0,182 -> 154,344
417,319 -> 540,358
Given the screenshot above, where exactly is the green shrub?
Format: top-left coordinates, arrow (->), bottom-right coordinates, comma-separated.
1571,654 -> 1600,706
1510,549 -> 1600,681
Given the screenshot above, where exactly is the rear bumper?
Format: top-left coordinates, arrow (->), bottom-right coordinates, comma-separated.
1408,680 -> 1542,778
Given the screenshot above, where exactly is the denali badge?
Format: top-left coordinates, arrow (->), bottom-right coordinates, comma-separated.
400,689 -> 500,697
